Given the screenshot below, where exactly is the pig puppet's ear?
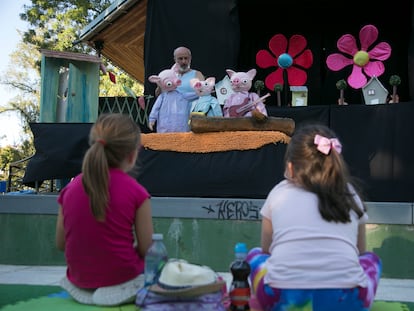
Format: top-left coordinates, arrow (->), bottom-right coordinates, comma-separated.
246,69 -> 257,80
190,78 -> 199,88
148,75 -> 161,84
205,77 -> 216,86
171,63 -> 180,73
226,69 -> 236,78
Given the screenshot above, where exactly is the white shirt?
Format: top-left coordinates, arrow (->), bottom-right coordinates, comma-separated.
261,180 -> 369,289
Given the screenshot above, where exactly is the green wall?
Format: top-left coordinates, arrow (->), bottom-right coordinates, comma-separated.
0,214 -> 413,279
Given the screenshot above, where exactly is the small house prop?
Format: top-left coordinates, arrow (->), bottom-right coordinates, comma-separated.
362,76 -> 389,105
290,86 -> 308,106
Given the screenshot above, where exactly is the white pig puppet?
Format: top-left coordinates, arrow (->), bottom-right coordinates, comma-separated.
189,77 -> 223,117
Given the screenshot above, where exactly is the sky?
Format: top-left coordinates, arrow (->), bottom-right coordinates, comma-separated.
0,0 -> 30,147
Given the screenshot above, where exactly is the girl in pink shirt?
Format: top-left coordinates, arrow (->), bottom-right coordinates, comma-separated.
55,113 -> 154,306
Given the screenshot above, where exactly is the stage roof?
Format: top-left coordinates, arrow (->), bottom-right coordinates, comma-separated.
79,0 -> 147,84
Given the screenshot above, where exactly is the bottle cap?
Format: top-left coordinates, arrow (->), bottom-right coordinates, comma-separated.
234,242 -> 248,254
153,233 -> 163,240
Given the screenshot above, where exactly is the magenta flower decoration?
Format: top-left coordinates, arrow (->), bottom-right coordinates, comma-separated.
256,34 -> 313,91
326,24 -> 392,89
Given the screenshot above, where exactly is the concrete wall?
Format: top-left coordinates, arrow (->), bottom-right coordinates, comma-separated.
1,195 -> 413,278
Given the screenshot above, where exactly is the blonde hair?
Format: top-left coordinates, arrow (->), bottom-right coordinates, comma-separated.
82,113 -> 141,221
285,123 -> 365,223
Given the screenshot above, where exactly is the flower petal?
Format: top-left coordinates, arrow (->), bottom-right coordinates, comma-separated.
288,35 -> 307,58
326,53 -> 353,71
359,24 -> 378,50
256,50 -> 277,69
286,67 -> 308,86
347,65 -> 367,89
337,34 -> 358,56
368,42 -> 392,61
264,69 -> 284,90
294,49 -> 313,69
364,61 -> 385,77
269,34 -> 288,58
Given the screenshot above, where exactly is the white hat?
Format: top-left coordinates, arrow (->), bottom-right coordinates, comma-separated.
149,259 -> 225,297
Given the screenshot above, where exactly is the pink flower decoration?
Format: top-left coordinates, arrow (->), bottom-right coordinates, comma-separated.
256,34 -> 313,91
326,24 -> 392,89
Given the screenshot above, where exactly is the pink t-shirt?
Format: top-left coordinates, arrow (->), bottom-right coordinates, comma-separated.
57,168 -> 150,288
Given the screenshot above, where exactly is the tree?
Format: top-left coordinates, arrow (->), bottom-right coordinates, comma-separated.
336,79 -> 348,105
273,83 -> 283,107
0,39 -> 39,185
20,0 -> 112,53
0,39 -> 40,147
1,0 -> 145,130
389,75 -> 401,103
99,63 -> 144,97
254,80 -> 264,97
0,146 -> 24,179
18,0 -> 143,95
0,0 -> 143,188
0,142 -> 34,188
1,40 -> 41,111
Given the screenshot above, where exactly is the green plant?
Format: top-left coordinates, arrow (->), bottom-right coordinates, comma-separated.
336,79 -> 347,90
336,79 -> 347,105
389,75 -> 401,86
254,80 -> 264,96
389,75 -> 401,103
273,83 -> 283,107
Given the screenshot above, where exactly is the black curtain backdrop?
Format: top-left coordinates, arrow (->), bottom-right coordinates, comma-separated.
23,103 -> 414,202
144,0 -> 240,100
23,123 -> 91,187
136,144 -> 286,199
329,104 -> 414,202
144,0 -> 412,107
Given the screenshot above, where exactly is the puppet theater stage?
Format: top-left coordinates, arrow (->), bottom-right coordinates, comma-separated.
20,0 -> 414,202
20,102 -> 414,203
2,1 -> 414,309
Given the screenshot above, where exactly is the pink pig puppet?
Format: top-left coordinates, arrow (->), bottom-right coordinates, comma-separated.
148,67 -> 198,133
223,69 -> 268,118
189,77 -> 223,117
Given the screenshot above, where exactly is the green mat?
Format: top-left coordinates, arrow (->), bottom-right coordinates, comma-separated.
0,285 -> 61,308
0,285 -> 137,310
0,284 -> 412,311
0,297 -> 136,311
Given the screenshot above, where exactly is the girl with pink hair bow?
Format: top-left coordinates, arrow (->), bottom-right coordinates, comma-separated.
247,123 -> 381,311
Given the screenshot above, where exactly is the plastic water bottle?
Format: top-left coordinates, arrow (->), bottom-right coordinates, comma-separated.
144,233 -> 168,286
229,242 -> 251,310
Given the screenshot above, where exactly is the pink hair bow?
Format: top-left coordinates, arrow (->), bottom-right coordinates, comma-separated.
314,134 -> 342,155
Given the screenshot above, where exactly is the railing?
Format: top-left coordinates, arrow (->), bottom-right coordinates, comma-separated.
7,156 -> 57,193
7,156 -> 32,192
99,96 -> 152,126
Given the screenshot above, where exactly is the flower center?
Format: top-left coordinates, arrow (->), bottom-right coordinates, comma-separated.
353,51 -> 369,67
278,53 -> 293,69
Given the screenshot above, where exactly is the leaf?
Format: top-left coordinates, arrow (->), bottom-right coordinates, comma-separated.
138,96 -> 146,109
123,85 -> 136,98
108,72 -> 116,84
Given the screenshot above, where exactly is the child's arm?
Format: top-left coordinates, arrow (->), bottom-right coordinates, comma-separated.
261,217 -> 273,254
